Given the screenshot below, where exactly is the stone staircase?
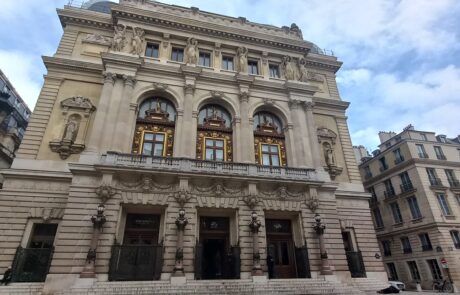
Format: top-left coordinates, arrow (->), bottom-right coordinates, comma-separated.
348,278 -> 389,294
0,282 -> 44,295
56,278 -> 364,295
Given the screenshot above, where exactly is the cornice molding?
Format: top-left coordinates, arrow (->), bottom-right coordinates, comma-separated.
58,7 -> 113,31
312,97 -> 349,112
43,56 -> 104,74
112,6 -> 312,54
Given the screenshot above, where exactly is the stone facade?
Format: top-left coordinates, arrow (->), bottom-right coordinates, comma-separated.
0,0 -> 386,294
359,125 -> 460,291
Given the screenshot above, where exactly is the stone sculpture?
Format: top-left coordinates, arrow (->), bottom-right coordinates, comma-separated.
298,58 -> 309,82
63,117 -> 78,142
236,46 -> 248,73
184,37 -> 198,64
130,27 -> 145,55
112,24 -> 126,52
282,56 -> 297,80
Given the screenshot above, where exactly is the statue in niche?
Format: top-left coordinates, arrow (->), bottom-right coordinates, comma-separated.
184,37 -> 198,64
298,58 -> 309,82
323,142 -> 336,166
282,56 -> 297,80
130,27 -> 145,55
63,117 -> 79,142
112,24 -> 127,52
236,46 -> 248,73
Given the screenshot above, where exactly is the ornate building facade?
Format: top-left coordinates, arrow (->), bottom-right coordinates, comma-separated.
0,0 -> 386,294
358,126 -> 460,291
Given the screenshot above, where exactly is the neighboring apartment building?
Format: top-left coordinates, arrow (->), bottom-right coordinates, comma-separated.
0,0 -> 386,294
358,125 -> 460,290
0,69 -> 31,187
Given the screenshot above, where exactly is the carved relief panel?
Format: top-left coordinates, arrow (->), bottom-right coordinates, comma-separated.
49,96 -> 95,159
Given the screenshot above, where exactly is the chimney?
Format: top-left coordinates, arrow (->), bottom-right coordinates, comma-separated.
378,131 -> 397,144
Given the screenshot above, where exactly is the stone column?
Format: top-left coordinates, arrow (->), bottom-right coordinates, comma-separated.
100,77 -> 123,152
112,75 -> 136,152
180,84 -> 195,158
173,208 -> 188,277
239,92 -> 255,163
80,204 -> 106,278
288,100 -> 309,167
85,72 -> 115,153
173,108 -> 184,157
249,211 -> 263,276
304,102 -> 322,168
233,116 -> 241,161
123,103 -> 139,152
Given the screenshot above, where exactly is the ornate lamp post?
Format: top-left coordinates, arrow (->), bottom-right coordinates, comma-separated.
249,211 -> 263,276
173,208 -> 188,276
313,213 -> 333,275
81,204 -> 106,278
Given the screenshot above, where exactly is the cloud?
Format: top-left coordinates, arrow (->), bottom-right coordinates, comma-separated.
0,50 -> 42,109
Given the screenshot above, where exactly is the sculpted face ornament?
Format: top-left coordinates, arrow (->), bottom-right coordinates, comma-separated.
95,185 -> 117,203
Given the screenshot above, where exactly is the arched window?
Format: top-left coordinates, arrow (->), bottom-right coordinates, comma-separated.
253,111 -> 286,166
132,97 -> 176,157
196,104 -> 232,162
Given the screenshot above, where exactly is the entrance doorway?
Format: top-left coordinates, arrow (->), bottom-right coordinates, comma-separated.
196,216 -> 239,279
109,213 -> 163,281
266,219 -> 296,279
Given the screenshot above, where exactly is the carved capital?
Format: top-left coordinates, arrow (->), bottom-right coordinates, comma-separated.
122,75 -> 136,87
95,184 -> 117,203
288,99 -> 301,110
184,83 -> 195,95
102,71 -> 116,84
304,101 -> 315,111
239,91 -> 249,103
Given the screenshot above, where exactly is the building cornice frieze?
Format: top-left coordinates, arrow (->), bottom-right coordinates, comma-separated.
58,7 -> 113,31
43,56 -> 104,75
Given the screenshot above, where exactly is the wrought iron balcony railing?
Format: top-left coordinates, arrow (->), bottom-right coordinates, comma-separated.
101,152 -> 318,182
400,182 -> 415,193
384,189 -> 396,198
448,180 -> 460,189
429,177 -> 443,187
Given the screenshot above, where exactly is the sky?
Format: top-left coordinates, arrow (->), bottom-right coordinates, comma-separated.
0,0 -> 459,151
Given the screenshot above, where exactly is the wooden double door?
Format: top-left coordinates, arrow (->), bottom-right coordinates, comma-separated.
266,219 -> 310,279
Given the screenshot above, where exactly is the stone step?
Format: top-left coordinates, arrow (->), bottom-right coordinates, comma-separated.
0,283 -> 44,295
57,279 -> 363,295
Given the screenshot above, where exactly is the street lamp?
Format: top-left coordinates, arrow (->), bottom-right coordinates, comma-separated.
312,213 -> 333,275
81,204 -> 107,278
249,211 -> 263,276
173,208 -> 188,276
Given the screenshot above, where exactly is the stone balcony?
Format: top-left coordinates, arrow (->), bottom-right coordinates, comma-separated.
100,152 -> 319,183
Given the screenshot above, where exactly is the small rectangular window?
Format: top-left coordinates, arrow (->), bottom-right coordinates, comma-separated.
387,263 -> 398,280
390,202 -> 403,224
416,144 -> 428,158
426,168 -> 441,186
407,261 -> 421,281
407,196 -> 422,220
379,157 -> 388,171
421,133 -> 428,141
171,47 -> 184,62
248,60 -> 259,75
399,171 -> 413,192
269,64 -> 280,78
437,193 -> 451,215
260,143 -> 280,166
204,138 -> 225,161
29,223 -> 58,249
434,146 -> 446,160
382,240 -> 391,256
199,51 -> 211,67
401,237 -> 412,253
373,208 -> 384,228
384,179 -> 395,198
145,43 -> 159,58
222,55 -> 234,71
393,148 -> 404,164
445,169 -> 459,187
141,132 -> 166,157
427,259 -> 442,280
419,233 -> 433,251
450,231 -> 460,249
